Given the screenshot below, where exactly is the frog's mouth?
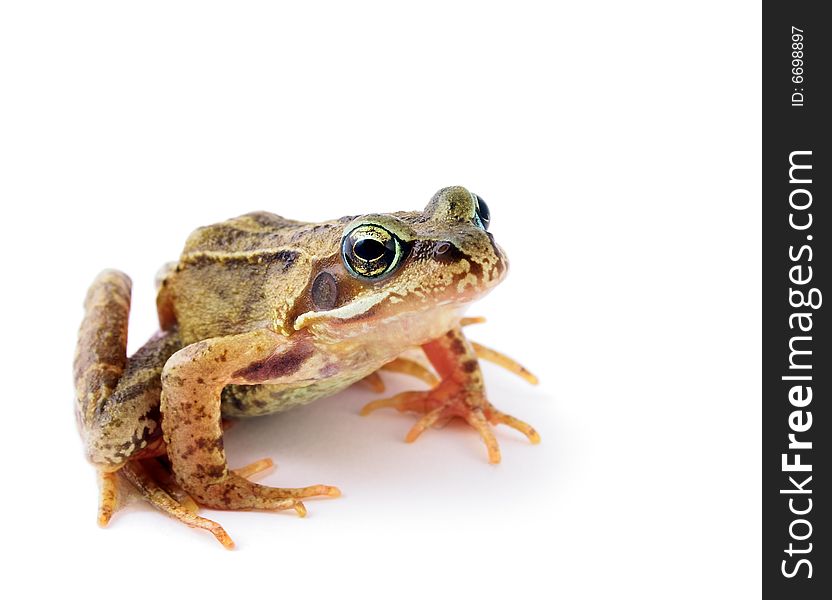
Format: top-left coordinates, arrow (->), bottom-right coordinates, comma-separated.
292,272 -> 496,346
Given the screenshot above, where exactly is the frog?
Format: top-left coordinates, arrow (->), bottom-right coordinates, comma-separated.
73,186 -> 540,548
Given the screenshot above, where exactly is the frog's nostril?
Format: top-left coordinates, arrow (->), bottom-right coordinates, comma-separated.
434,242 -> 451,256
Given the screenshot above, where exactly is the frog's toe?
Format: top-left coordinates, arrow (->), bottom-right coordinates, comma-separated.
361,388 -> 503,463
360,390 -> 428,416
440,319 -> 542,385
231,458 -> 340,498
96,470 -> 119,527
115,456 -> 341,549
470,341 -> 539,385
404,402 -> 503,464
187,473 -> 340,512
121,460 -> 236,549
232,457 -> 275,479
143,457 -> 200,513
378,357 -> 439,387
98,457 -> 199,529
358,357 -> 439,394
460,315 -> 487,327
360,382 -> 538,464
190,475 -> 311,515
250,482 -> 342,500
485,407 -> 541,444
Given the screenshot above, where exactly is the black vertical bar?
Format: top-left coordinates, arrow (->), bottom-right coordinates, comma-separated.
763,2 -> 829,598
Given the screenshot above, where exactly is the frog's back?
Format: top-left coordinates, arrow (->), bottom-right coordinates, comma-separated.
162,211 -> 350,344
184,212 -> 309,253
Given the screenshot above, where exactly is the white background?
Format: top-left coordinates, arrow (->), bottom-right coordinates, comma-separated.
1,2 -> 761,598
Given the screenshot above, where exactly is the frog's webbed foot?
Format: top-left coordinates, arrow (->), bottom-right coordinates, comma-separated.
361,328 -> 540,464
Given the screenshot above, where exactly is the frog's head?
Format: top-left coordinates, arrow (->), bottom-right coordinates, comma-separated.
294,186 -> 507,346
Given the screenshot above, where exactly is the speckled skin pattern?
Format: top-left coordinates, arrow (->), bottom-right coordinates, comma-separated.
74,186 -> 537,546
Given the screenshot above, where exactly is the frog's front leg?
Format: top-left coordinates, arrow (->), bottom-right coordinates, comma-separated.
361,327 -> 540,464
161,329 -> 340,512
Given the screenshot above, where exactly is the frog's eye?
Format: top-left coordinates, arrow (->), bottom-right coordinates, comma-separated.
474,194 -> 491,230
342,224 -> 405,280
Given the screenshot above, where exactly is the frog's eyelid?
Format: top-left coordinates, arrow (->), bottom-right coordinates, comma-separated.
343,214 -> 416,242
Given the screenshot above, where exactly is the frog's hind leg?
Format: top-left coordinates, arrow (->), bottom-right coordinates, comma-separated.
74,270 -> 182,525
75,270 -> 133,525
74,270 -> 132,458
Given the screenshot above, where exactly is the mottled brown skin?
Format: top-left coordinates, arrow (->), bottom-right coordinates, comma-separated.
75,272 -> 181,471
74,186 -> 538,547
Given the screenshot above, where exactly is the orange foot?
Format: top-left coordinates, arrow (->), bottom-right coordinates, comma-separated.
361,326 -> 540,464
